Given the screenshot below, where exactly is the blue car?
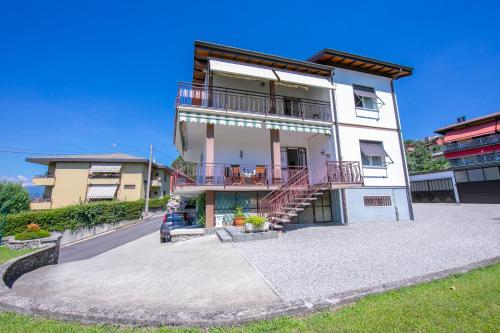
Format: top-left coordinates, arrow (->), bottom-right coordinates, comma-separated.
160,212 -> 192,243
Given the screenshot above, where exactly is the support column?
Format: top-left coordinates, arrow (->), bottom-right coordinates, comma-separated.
206,123 -> 214,183
270,129 -> 281,182
205,190 -> 215,228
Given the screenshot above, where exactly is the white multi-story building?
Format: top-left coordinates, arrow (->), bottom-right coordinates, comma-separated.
173,41 -> 414,228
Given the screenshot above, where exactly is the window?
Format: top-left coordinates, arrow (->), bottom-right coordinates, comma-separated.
124,184 -> 136,189
364,196 -> 392,207
359,141 -> 391,168
353,85 -> 379,111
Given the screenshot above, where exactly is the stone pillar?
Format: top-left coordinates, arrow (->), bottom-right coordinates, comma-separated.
205,190 -> 215,228
270,129 -> 281,182
206,123 -> 215,183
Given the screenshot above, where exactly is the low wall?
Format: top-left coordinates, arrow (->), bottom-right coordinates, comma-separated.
5,233 -> 61,250
0,244 -> 60,290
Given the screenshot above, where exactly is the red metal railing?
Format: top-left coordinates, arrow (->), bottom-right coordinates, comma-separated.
176,82 -> 332,122
259,161 -> 363,226
173,163 -> 304,189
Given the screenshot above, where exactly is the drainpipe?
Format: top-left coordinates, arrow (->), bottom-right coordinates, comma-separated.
390,68 -> 414,220
329,69 -> 348,224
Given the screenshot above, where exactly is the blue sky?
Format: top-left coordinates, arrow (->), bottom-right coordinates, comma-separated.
1,0 -> 499,184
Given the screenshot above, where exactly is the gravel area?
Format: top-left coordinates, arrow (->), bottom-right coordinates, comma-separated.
236,203 -> 500,301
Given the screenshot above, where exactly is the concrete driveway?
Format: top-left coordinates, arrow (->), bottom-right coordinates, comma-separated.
13,233 -> 281,312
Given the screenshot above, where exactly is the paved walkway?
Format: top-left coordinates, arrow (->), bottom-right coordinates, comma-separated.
236,203 -> 500,300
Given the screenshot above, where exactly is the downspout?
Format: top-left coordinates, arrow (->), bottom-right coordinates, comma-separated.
390,68 -> 414,220
329,68 -> 348,224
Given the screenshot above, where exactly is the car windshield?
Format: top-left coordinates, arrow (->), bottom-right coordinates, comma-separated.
166,213 -> 185,222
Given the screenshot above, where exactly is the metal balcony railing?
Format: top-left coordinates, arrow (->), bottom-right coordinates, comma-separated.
33,173 -> 55,179
176,82 -> 332,122
444,133 -> 500,152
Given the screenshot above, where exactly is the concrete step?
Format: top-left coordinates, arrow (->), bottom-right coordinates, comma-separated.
215,228 -> 232,243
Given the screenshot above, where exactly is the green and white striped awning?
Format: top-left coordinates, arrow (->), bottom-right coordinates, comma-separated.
179,112 -> 263,128
265,121 -> 331,135
178,112 -> 331,135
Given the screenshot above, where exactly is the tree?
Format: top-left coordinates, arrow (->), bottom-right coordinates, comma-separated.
0,181 -> 30,214
406,141 -> 448,174
171,156 -> 195,175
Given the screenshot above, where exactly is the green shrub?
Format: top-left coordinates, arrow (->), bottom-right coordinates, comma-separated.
15,229 -> 51,240
233,204 -> 245,217
148,196 -> 170,210
5,199 -> 147,235
245,215 -> 266,228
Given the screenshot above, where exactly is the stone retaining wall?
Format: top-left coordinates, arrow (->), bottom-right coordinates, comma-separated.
5,233 -> 61,250
0,244 -> 60,290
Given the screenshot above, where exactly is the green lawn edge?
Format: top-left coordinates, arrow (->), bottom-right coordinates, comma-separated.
0,246 -> 35,265
0,263 -> 498,333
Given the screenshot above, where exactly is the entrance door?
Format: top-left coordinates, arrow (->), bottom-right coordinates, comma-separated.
281,148 -> 307,180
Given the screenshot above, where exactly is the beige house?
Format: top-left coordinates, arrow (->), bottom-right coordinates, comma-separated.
27,153 -> 173,210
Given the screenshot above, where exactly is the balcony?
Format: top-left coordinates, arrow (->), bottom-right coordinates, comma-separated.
30,198 -> 52,210
151,178 -> 162,187
449,152 -> 500,168
176,82 -> 332,122
173,162 -> 363,190
88,177 -> 121,185
444,133 -> 500,152
32,174 -> 55,186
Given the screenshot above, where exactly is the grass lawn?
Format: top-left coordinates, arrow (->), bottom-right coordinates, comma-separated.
0,246 -> 35,265
0,263 -> 498,333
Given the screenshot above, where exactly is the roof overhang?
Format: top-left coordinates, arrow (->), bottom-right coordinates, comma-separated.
435,111 -> 500,134
193,41 -> 333,84
308,49 -> 413,79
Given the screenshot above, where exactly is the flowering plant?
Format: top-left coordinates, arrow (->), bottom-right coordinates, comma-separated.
166,195 -> 181,213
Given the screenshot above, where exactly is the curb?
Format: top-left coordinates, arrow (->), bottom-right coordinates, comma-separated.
0,255 -> 498,327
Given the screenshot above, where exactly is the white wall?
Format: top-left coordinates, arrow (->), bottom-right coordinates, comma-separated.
338,125 -> 406,187
333,68 -> 397,129
214,126 -> 271,166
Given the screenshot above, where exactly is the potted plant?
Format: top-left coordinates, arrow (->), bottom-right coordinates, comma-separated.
233,204 -> 246,226
244,215 -> 269,233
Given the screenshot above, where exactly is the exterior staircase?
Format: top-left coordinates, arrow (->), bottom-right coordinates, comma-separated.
259,161 -> 363,230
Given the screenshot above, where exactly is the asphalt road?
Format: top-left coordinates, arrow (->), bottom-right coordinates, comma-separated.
58,215 -> 163,263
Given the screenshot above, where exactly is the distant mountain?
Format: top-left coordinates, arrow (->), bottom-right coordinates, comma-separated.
24,185 -> 44,199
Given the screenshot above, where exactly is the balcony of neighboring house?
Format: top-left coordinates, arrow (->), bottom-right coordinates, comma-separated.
30,197 -> 52,210
443,133 -> 500,152
449,152 -> 500,168
151,177 -> 162,187
87,163 -> 122,185
32,173 -> 55,186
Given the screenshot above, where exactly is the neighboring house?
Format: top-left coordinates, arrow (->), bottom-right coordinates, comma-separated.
172,41 -> 414,227
434,112 -> 500,203
27,153 -> 173,210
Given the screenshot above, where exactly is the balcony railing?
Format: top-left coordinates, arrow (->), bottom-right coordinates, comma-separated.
33,173 -> 55,179
176,82 -> 332,122
173,161 -> 363,189
444,133 -> 500,152
449,152 -> 500,168
30,197 -> 52,203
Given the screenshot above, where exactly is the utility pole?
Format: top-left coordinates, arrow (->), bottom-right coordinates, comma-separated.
144,144 -> 153,218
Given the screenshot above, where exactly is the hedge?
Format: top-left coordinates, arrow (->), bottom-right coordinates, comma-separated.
4,196 -> 170,236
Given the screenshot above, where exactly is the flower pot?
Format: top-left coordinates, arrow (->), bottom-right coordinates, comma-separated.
234,216 -> 245,226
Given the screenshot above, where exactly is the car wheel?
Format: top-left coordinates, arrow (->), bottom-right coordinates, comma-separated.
160,237 -> 166,243
166,237 -> 172,242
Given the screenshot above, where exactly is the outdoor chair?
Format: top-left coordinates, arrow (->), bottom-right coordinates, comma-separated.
230,165 -> 245,185
252,165 -> 266,185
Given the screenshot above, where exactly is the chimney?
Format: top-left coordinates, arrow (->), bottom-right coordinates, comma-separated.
456,116 -> 466,123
